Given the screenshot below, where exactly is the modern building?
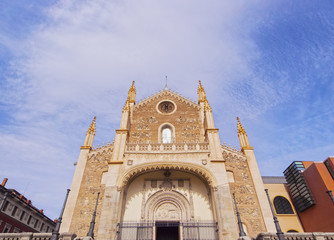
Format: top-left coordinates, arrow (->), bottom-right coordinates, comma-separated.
283,157 -> 334,232
0,178 -> 55,233
60,81 -> 278,240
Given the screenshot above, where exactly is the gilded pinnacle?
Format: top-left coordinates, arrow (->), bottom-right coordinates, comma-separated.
129,81 -> 136,93
198,80 -> 206,103
88,116 -> 96,134
127,81 -> 136,103
82,116 -> 96,148
237,117 -> 246,134
198,80 -> 205,93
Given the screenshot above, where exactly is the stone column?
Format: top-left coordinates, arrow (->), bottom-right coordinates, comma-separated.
97,164 -> 122,240
61,148 -> 90,232
96,186 -> 121,240
243,149 -> 276,232
213,184 -> 239,240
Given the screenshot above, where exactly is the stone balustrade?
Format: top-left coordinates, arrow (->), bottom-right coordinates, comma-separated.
2,232 -> 333,240
0,232 -> 76,240
125,142 -> 210,153
256,232 -> 334,240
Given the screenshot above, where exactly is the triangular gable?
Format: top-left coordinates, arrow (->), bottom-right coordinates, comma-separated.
134,89 -> 200,110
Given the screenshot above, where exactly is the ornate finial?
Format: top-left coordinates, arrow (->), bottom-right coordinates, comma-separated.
237,117 -> 246,134
82,116 -> 96,149
91,116 -> 96,128
198,80 -> 206,103
237,117 -> 252,150
127,81 -> 136,103
87,116 -> 96,134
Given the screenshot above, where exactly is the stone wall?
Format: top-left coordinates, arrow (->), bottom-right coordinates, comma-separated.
68,147 -> 110,237
224,149 -> 267,237
129,91 -> 203,143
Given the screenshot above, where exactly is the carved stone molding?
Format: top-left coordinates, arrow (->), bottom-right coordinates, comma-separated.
117,162 -> 217,189
143,190 -> 191,221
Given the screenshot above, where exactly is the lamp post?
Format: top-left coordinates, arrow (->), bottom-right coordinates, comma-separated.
264,189 -> 284,240
51,189 -> 70,240
232,193 -> 247,237
87,192 -> 100,239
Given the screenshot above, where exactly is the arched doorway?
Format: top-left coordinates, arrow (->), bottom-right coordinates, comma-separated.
117,169 -> 218,240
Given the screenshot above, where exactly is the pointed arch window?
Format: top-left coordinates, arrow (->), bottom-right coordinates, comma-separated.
162,127 -> 172,143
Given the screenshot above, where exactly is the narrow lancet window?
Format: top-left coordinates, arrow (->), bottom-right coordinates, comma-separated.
162,128 -> 172,143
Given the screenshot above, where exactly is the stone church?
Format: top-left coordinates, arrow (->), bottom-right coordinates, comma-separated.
60,81 -> 276,240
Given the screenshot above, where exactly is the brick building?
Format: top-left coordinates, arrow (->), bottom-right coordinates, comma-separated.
60,81 -> 278,240
0,178 -> 55,233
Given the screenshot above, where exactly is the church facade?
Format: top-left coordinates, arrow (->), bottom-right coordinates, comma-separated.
60,81 -> 276,240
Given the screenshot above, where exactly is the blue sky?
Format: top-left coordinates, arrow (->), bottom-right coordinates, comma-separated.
1,0 -> 333,219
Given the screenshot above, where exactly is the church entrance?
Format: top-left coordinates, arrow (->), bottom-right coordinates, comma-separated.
156,222 -> 179,240
119,169 -> 219,239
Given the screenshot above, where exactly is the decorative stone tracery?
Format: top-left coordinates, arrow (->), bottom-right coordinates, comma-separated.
118,162 -> 217,190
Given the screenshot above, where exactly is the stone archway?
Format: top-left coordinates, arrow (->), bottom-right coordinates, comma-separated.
118,169 -> 219,240
143,190 -> 191,222
117,161 -> 218,190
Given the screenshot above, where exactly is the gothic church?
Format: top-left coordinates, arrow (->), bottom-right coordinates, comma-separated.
60,81 -> 276,240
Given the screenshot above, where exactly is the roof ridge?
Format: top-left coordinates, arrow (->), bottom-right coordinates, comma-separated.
134,89 -> 199,109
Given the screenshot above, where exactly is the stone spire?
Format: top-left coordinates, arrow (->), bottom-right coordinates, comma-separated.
237,117 -> 252,151
197,80 -> 206,103
122,99 -> 130,112
127,80 -> 136,103
81,116 -> 96,149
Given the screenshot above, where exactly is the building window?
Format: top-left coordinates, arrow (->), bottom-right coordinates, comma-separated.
273,196 -> 294,214
162,127 -> 172,143
34,219 -> 39,228
27,215 -> 32,225
2,201 -> 9,211
284,161 -> 315,212
324,159 -> 334,181
3,223 -> 11,233
11,206 -> 17,217
20,211 -> 25,221
242,223 -> 248,235
287,229 -> 298,232
178,180 -> 184,187
227,171 -> 235,183
13,227 -> 20,233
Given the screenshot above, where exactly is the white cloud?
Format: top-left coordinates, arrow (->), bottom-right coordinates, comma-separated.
1,0 -> 332,217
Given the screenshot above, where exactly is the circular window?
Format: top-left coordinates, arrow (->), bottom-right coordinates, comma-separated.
157,101 -> 176,114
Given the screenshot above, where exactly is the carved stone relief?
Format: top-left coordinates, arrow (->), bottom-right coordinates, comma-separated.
141,178 -> 193,221
155,203 -> 181,220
